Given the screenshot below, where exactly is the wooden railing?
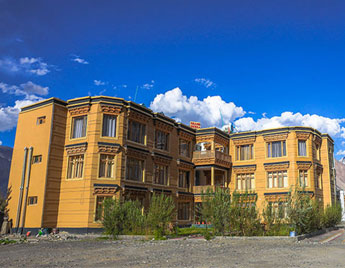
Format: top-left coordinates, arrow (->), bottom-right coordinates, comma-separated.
192,150 -> 231,163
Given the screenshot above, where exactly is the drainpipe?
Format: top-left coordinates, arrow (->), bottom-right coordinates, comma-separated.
15,147 -> 28,233
19,147 -> 33,234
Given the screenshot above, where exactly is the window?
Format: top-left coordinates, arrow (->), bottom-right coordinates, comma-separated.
178,202 -> 190,220
299,170 -> 308,187
267,171 -> 288,188
236,144 -> 254,161
298,140 -> 307,156
99,154 -> 115,178
314,143 -> 321,160
154,164 -> 168,185
236,173 -> 255,191
32,155 -> 42,164
95,196 -> 112,221
126,157 -> 144,181
179,170 -> 190,189
268,201 -> 288,218
102,114 -> 117,137
71,116 -> 87,139
315,170 -> 322,189
267,141 -> 286,158
128,120 -> 146,144
37,116 -> 46,125
155,130 -> 169,151
179,139 -> 190,157
28,196 -> 38,205
67,154 -> 84,179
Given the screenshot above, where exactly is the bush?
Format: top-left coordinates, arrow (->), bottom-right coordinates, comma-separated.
146,193 -> 175,239
286,188 -> 323,235
201,187 -> 231,235
102,198 -> 144,239
229,192 -> 262,236
322,204 -> 342,228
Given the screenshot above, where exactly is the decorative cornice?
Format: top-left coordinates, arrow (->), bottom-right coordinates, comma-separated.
127,110 -> 151,123
69,105 -> 90,116
264,161 -> 289,171
154,120 -> 174,132
153,152 -> 172,165
263,133 -> 289,142
127,147 -> 149,159
297,161 -> 312,170
177,159 -> 194,169
296,132 -> 310,140
93,183 -> 121,195
65,143 -> 87,154
101,105 -> 122,115
179,130 -> 194,141
233,164 -> 256,173
98,142 -> 122,153
233,137 -> 256,146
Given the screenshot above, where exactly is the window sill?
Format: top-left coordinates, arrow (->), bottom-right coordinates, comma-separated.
66,178 -> 84,181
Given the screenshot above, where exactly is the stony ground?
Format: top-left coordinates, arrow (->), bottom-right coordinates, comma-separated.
0,235 -> 345,268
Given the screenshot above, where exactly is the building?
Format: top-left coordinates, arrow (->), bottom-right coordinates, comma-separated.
7,96 -> 337,233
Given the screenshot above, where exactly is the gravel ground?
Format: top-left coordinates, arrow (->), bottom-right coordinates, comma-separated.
0,237 -> 344,268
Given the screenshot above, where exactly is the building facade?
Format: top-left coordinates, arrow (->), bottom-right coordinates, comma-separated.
7,96 -> 336,233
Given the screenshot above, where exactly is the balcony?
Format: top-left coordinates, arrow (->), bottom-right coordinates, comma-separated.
192,150 -> 231,168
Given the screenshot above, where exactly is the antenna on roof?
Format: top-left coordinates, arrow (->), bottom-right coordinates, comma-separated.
134,86 -> 139,102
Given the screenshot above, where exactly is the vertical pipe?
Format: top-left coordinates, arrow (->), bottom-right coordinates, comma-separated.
19,147 -> 33,234
15,147 -> 28,233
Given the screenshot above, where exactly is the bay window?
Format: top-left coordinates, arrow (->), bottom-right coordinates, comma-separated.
99,154 -> 115,178
102,114 -> 117,137
154,164 -> 169,185
126,157 -> 144,182
236,173 -> 255,190
67,154 -> 84,179
267,170 -> 288,188
236,144 -> 254,160
128,120 -> 146,144
298,140 -> 307,156
71,116 -> 87,139
155,130 -> 169,151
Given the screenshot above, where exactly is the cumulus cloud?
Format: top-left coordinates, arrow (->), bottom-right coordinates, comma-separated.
194,78 -> 216,88
141,80 -> 155,90
149,87 -> 245,128
0,57 -> 50,76
0,140 -> 2,145
0,81 -> 48,98
94,80 -> 106,86
0,98 -> 43,131
71,55 -> 89,64
234,112 -> 345,136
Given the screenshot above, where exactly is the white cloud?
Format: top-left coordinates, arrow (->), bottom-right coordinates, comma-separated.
94,80 -> 106,86
0,97 -> 43,131
0,57 -> 50,76
0,140 -> 2,145
194,78 -> 216,88
337,150 -> 345,156
149,87 -> 245,128
0,81 -> 48,98
234,112 -> 345,136
341,141 -> 345,146
72,55 -> 89,64
141,80 -> 155,90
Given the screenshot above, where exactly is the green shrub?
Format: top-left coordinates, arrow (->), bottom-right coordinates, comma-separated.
102,198 -> 144,239
322,204 -> 342,228
146,193 -> 175,239
286,188 -> 323,235
229,192 -> 262,236
201,187 -> 231,235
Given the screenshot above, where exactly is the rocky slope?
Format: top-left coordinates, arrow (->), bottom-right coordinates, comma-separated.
0,146 -> 12,196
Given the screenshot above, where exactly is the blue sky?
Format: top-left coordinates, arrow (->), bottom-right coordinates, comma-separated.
0,0 -> 345,157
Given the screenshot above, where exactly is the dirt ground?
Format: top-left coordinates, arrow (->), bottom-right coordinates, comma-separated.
0,235 -> 345,268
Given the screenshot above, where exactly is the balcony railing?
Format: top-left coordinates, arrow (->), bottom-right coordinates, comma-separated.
193,185 -> 226,195
192,150 -> 231,163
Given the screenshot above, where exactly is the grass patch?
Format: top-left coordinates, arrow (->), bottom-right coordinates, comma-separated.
0,238 -> 17,245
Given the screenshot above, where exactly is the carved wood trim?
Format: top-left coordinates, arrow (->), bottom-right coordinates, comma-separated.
233,166 -> 256,173
101,105 -> 122,115
127,148 -> 148,160
69,106 -> 90,115
98,144 -> 122,153
296,132 -> 310,140
94,187 -> 119,195
154,120 -> 174,132
179,131 -> 194,141
264,163 -> 289,171
265,194 -> 289,202
263,133 -> 289,142
153,155 -> 172,165
233,137 -> 256,146
127,110 -> 151,123
66,144 -> 87,155
297,162 -> 312,170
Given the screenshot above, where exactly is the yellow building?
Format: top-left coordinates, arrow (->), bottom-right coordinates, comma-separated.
7,96 -> 336,233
